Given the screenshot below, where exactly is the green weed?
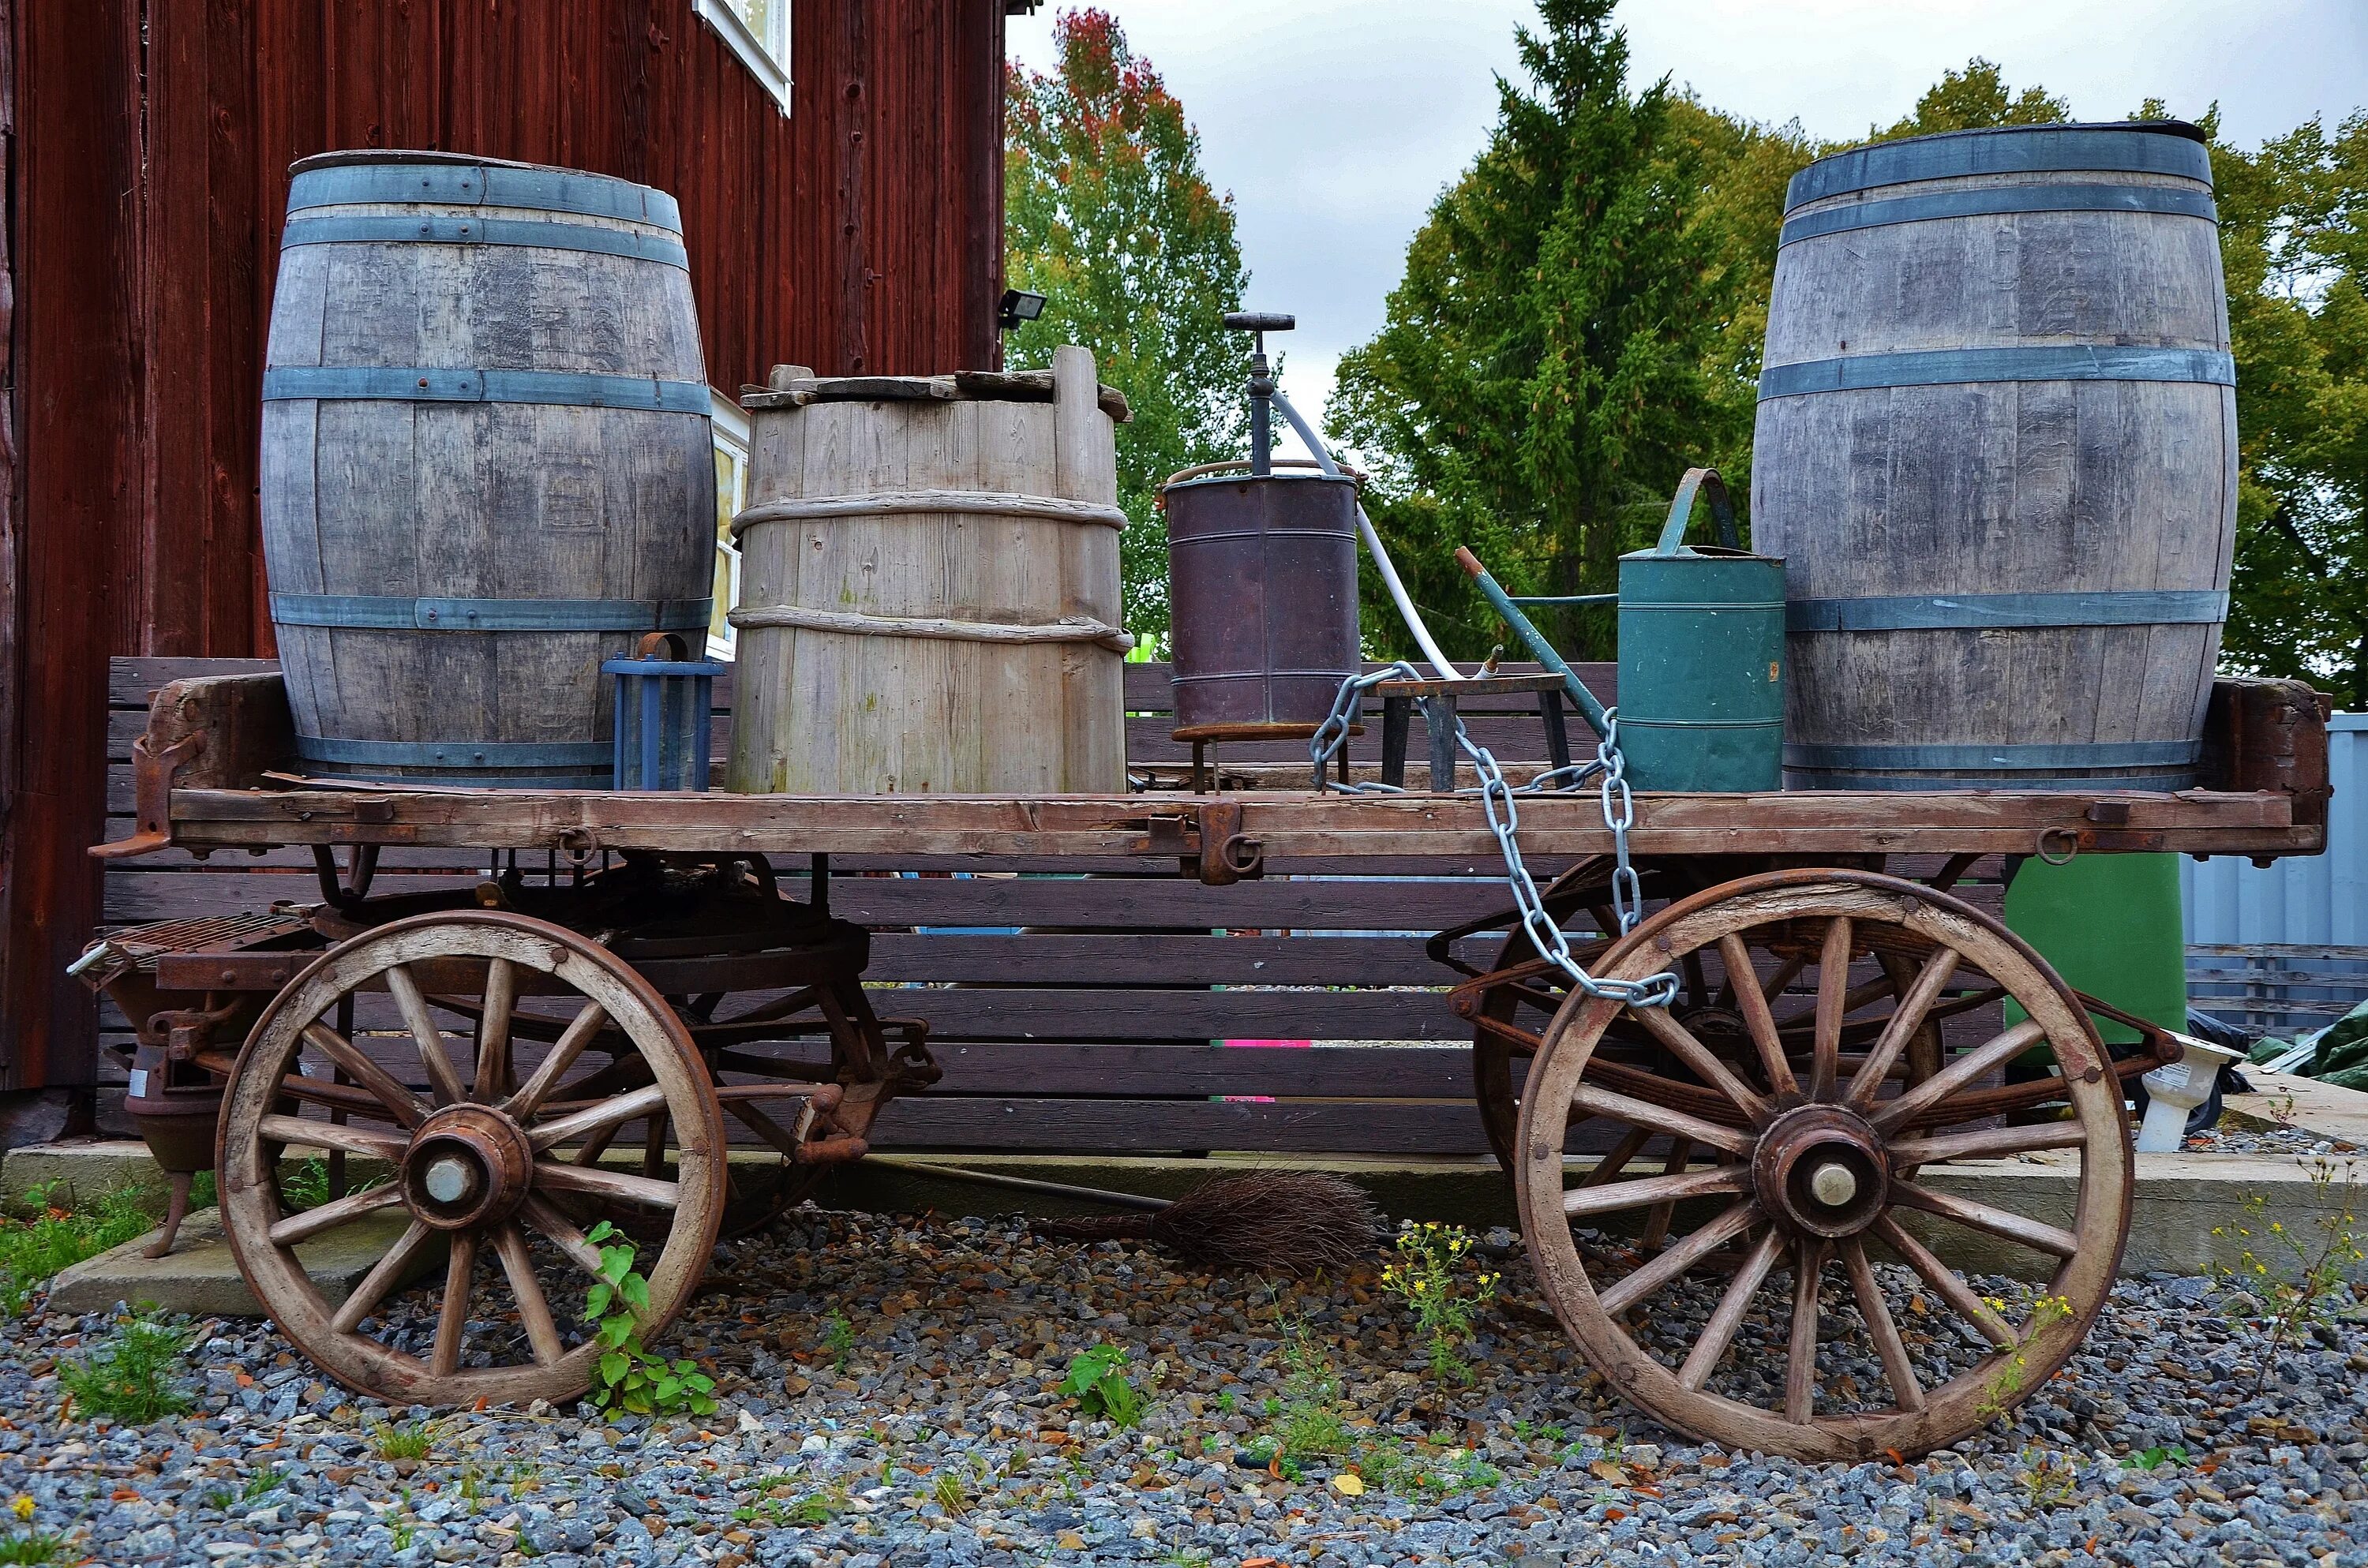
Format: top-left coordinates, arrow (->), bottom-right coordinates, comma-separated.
57,1310 -> 193,1423
0,1183 -> 155,1313
1378,1221 -> 1498,1384
369,1419 -> 438,1461
2212,1158 -> 2366,1391
2128,1444 -> 2187,1471
584,1221 -> 716,1420
1058,1344 -> 1143,1427
0,1532 -> 69,1565
820,1310 -> 856,1371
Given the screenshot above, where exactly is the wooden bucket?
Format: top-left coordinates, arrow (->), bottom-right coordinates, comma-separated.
260,152 -> 715,787
725,347 -> 1128,794
1752,122 -> 2235,791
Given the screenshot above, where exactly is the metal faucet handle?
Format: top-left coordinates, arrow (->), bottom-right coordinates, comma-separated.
1222,312 -> 1295,334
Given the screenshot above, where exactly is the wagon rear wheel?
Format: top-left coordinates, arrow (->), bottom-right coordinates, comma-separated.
1514,870 -> 2130,1461
217,911 -> 727,1409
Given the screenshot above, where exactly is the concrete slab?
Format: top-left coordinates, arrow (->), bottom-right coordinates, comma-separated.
1,1140 -> 395,1215
2224,1067 -> 2368,1147
45,1206 -> 440,1318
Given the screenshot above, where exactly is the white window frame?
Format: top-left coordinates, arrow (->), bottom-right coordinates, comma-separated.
709,391 -> 752,659
692,0 -> 791,114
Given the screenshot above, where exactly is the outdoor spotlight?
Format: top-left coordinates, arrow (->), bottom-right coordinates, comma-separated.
998,288 -> 1047,331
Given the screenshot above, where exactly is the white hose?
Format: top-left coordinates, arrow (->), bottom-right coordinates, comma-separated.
1268,388 -> 1466,683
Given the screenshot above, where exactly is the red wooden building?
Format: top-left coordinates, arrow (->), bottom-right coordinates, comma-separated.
0,0 -> 1017,1117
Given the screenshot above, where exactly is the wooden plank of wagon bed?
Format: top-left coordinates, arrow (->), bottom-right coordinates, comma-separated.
162,784 -> 2312,859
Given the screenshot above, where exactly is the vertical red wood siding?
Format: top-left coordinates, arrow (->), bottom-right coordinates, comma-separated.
0,0 -> 1008,1091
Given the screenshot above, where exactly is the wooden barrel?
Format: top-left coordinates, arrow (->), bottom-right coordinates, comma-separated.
260,151 -> 714,788
1752,122 -> 2234,791
725,348 -> 1127,794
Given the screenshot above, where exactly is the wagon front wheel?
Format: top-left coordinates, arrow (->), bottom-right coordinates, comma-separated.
1514,870 -> 2131,1461
217,911 -> 728,1409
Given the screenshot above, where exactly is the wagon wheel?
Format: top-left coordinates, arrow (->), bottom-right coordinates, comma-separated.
1514,870 -> 2130,1461
217,911 -> 727,1409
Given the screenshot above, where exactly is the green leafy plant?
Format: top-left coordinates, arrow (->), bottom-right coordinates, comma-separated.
2212,1159 -> 2365,1390
369,1419 -> 438,1462
931,1469 -> 971,1517
1057,1344 -> 1143,1427
1378,1222 -> 1498,1383
57,1310 -> 193,1423
2020,1447 -> 2078,1510
0,1532 -> 69,1566
1353,1438 -> 1501,1497
2129,1445 -> 2187,1472
1253,1320 -> 1347,1476
585,1221 -> 716,1419
0,1183 -> 155,1313
819,1310 -> 856,1371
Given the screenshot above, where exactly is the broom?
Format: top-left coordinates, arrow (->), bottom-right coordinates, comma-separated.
865,1158 -> 1380,1274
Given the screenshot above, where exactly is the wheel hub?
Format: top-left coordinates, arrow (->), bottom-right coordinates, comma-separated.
400,1103 -> 536,1231
1752,1103 -> 1889,1238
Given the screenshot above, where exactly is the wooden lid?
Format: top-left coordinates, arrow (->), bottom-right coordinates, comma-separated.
740,368 -> 1133,424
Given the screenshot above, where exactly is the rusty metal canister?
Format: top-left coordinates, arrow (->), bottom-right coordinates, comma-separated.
1163,466 -> 1362,739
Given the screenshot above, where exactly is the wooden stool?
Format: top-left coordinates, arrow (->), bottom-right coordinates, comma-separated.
1373,674 -> 1573,790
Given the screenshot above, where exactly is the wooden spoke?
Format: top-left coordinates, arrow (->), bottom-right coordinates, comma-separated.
1568,1084 -> 1754,1158
519,1195 -> 609,1280
1719,934 -> 1798,1097
526,1083 -> 670,1152
328,1218 -> 437,1336
257,1113 -> 407,1163
1869,1214 -> 2016,1349
491,1221 -> 566,1366
1761,953 -> 1808,1006
1639,1139 -> 1695,1252
267,1181 -> 403,1247
1634,1006 -> 1774,1122
1677,1228 -> 1785,1390
1597,1200 -> 1760,1317
1809,917 -> 1853,1099
725,1096 -> 818,1161
1579,1125 -> 1656,1188
1845,949 -> 1961,1106
474,956 -> 519,1102
531,1160 -> 681,1211
1785,1240 -> 1823,1424
300,1022 -> 429,1128
1842,1237 -> 1926,1413
385,964 -> 470,1106
1890,1121 -> 2087,1168
1564,1162 -> 1747,1219
429,1232 -> 478,1379
1890,1181 -> 2081,1259
1871,1019 -> 2048,1132
500,1000 -> 612,1121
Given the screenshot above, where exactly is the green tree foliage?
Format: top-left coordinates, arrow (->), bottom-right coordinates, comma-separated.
2203,107 -> 2368,704
1004,9 -> 1251,642
1328,0 -> 1734,661
1871,58 -> 2070,140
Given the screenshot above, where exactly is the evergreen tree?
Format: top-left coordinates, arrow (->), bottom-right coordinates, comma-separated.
1004,10 -> 1251,642
1871,58 -> 2070,140
1329,0 -> 1733,662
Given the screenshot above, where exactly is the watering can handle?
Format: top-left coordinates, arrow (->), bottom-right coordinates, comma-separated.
1654,468 -> 1740,556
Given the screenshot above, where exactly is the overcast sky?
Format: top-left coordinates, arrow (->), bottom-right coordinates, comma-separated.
1006,0 -> 2368,449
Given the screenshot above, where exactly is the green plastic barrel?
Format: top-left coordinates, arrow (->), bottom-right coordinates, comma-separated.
1616,470 -> 1787,791
2003,852 -> 2188,1045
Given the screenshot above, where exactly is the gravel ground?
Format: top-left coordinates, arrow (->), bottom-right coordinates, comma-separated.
8,1207 -> 2366,1568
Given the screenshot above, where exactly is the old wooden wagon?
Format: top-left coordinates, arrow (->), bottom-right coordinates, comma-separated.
81,663 -> 2329,1461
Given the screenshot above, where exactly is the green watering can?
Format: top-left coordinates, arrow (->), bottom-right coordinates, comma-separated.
1456,468 -> 1786,791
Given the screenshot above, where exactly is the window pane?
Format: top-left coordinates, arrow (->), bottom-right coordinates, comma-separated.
729,0 -> 786,58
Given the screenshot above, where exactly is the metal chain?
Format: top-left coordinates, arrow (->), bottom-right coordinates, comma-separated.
1310,666 -> 1678,1009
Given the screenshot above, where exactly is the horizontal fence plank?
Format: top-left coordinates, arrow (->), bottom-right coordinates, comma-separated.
868,934 -> 1508,986
862,1097 -> 1491,1154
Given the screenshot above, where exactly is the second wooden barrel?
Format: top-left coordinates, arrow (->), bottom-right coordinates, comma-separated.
261,152 -> 715,787
1752,121 -> 2234,791
725,347 -> 1128,794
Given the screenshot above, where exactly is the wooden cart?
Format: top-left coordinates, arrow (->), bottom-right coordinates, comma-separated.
84,670 -> 2329,1460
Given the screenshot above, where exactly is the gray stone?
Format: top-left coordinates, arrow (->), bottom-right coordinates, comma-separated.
45,1204 -> 443,1317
